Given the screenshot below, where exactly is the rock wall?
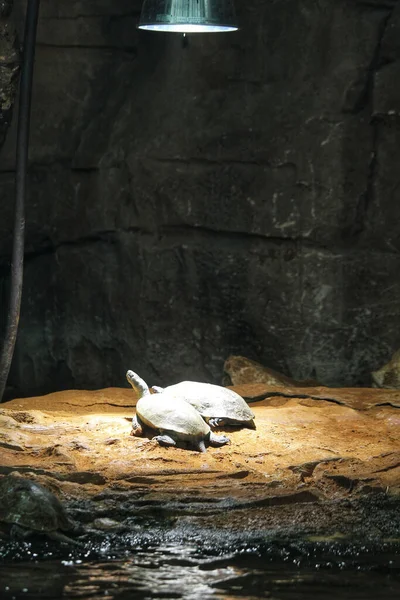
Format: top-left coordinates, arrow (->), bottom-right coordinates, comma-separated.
0,0 -> 18,152
1,0 -> 400,398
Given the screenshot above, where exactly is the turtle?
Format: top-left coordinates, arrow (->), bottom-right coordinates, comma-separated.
0,474 -> 81,545
151,381 -> 256,429
126,370 -> 230,452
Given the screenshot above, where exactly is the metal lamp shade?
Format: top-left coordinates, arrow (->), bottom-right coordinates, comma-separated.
138,0 -> 238,33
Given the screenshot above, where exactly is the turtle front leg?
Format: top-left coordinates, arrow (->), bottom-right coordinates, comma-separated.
209,432 -> 230,447
10,524 -> 31,539
152,434 -> 177,448
131,415 -> 143,437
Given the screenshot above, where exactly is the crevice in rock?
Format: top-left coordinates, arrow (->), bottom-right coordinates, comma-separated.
36,43 -> 137,55
40,12 -> 141,21
1,156 -> 294,176
0,231 -> 126,268
121,490 -> 321,517
288,458 -> 344,479
252,390 -> 400,409
355,1 -> 398,9
344,8 -> 395,239
155,224 -> 400,256
69,166 -> 103,173
324,474 -> 360,491
376,401 -> 400,408
1,221 -> 400,273
145,155 -> 296,170
0,464 -> 106,484
373,461 -> 400,473
0,163 -> 119,175
0,227 -> 345,269
253,390 -> 349,407
40,400 -> 135,409
156,224 -> 320,249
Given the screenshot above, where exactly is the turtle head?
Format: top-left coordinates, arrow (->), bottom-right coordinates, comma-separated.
126,370 -> 150,397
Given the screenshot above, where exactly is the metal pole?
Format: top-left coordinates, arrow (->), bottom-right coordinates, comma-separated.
0,0 -> 40,402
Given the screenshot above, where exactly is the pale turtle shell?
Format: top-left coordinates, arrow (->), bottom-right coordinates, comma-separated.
0,475 -> 73,533
158,381 -> 255,422
136,393 -> 210,439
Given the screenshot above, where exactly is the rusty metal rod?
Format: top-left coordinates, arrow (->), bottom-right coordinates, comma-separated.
0,0 -> 40,402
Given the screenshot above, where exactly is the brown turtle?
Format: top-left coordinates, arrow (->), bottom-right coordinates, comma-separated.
151,381 -> 256,429
0,474 -> 81,544
126,370 -> 230,452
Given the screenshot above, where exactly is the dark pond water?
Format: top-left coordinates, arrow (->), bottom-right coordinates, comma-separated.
1,528 -> 399,600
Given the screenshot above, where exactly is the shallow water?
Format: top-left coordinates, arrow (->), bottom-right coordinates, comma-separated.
1,532 -> 399,600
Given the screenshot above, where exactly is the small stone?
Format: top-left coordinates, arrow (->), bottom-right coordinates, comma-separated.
223,355 -> 319,387
70,440 -> 91,451
372,350 -> 400,388
104,438 -> 120,445
92,518 -> 121,531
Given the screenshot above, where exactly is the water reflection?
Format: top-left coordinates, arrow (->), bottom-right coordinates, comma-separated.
0,538 -> 399,600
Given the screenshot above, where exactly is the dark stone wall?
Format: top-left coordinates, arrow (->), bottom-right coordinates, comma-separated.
1,0 -> 400,398
0,0 -> 18,149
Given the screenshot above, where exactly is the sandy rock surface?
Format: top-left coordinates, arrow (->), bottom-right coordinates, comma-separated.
0,385 -> 398,507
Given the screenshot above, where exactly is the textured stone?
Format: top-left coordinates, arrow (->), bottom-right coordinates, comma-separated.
372,348 -> 400,387
374,62 -> 400,116
3,236 -> 399,397
0,385 -> 398,504
223,355 -> 320,387
365,120 -> 400,252
36,14 -> 139,49
381,3 -> 400,61
230,382 -> 400,410
35,0 -> 142,19
0,385 -> 398,551
0,0 -> 19,149
1,0 -> 400,397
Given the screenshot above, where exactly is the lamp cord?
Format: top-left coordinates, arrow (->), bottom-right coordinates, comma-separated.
0,0 -> 40,402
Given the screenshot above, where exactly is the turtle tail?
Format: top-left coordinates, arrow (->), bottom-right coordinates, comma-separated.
197,440 -> 207,453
